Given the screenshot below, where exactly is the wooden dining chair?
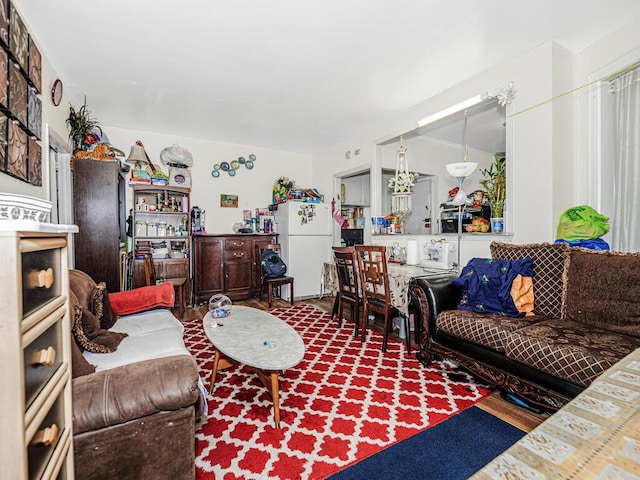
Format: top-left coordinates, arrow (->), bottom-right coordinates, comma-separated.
258,244 -> 294,308
142,254 -> 188,319
355,245 -> 396,352
332,246 -> 362,337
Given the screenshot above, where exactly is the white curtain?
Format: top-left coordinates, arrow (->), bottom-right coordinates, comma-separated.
610,68 -> 640,252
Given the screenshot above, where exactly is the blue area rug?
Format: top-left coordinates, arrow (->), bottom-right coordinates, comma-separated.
327,406 -> 525,480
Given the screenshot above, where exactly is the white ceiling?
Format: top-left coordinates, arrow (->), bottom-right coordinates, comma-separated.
15,0 -> 640,155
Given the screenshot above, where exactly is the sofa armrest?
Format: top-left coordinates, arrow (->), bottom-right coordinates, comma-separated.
72,355 -> 201,434
410,277 -> 462,337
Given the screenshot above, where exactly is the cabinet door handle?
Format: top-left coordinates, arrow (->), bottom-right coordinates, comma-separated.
233,241 -> 245,247
31,346 -> 56,366
31,424 -> 59,446
233,252 -> 245,258
25,268 -> 54,289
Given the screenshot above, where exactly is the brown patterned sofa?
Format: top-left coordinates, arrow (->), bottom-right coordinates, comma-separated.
409,242 -> 640,411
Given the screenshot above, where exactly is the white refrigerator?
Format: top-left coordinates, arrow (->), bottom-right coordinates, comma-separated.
273,201 -> 333,299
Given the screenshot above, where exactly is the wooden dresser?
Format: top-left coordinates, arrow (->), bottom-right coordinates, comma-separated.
193,233 -> 278,304
0,222 -> 78,479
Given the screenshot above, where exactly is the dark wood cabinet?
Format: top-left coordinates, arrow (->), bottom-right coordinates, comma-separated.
72,158 -> 126,292
193,234 -> 277,304
193,236 -> 224,303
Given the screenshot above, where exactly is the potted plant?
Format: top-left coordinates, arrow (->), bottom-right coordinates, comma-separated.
66,103 -> 102,153
479,153 -> 506,232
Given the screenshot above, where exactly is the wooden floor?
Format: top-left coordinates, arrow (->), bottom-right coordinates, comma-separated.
183,294 -> 547,433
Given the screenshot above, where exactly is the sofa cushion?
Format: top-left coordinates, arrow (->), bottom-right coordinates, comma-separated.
83,309 -> 190,371
565,248 -> 640,338
71,335 -> 96,377
490,242 -> 570,318
504,319 -> 640,387
108,283 -> 175,316
72,305 -> 128,354
89,282 -> 118,330
69,269 -> 98,308
437,310 -> 547,352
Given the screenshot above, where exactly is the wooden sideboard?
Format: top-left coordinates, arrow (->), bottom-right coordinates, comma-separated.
192,234 -> 278,304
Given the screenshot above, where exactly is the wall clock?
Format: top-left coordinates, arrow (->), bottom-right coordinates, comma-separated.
50,78 -> 63,106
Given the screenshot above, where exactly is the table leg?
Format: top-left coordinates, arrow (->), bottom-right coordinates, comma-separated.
208,350 -> 221,394
270,371 -> 281,428
254,369 -> 282,428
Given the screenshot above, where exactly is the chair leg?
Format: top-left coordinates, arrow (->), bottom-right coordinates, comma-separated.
382,312 -> 392,353
360,305 -> 368,343
353,302 -> 360,338
289,281 -> 294,305
268,284 -> 273,308
403,315 -> 411,355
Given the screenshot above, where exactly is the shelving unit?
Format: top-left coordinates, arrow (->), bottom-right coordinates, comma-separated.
131,186 -> 191,299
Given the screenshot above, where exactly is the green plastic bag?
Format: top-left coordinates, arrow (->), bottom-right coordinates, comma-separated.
556,205 -> 610,241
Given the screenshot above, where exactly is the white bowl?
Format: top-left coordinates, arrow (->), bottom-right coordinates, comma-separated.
0,193 -> 52,222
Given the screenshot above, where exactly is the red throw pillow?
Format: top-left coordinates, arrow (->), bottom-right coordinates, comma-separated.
108,283 -> 175,316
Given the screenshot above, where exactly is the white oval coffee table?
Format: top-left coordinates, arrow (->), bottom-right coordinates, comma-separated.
203,305 -> 305,428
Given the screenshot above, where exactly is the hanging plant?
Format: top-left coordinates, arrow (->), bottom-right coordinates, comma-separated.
66,103 -> 103,152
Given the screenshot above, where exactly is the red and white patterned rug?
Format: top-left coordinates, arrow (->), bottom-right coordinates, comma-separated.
183,304 -> 491,480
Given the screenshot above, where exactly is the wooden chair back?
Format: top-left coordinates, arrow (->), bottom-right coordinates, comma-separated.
142,254 -> 157,285
355,245 -> 394,351
355,245 -> 390,307
332,246 -> 360,302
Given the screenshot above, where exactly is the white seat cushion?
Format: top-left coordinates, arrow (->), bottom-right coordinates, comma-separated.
83,309 -> 189,371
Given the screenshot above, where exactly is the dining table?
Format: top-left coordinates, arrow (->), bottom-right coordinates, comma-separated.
321,260 -> 457,353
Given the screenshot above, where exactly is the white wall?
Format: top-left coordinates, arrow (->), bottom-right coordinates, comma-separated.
313,42 -> 560,265
105,126 -> 312,234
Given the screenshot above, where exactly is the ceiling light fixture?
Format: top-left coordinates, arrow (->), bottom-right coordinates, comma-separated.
416,94 -> 484,128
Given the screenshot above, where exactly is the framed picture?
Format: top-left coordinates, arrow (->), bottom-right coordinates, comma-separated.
9,3 -> 27,72
28,37 -> 41,93
0,47 -> 7,109
9,61 -> 27,127
0,111 -> 7,172
0,0 -> 8,47
27,88 -> 41,139
7,121 -> 27,181
28,138 -> 41,186
220,194 -> 238,208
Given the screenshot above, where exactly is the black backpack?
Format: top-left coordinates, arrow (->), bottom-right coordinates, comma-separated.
261,249 -> 287,279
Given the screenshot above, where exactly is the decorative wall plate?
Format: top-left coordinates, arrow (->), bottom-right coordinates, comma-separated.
238,156 -> 245,164
0,0 -> 8,46
9,4 -> 27,72
211,170 -> 220,177
9,62 -> 27,126
228,169 -> 236,176
28,38 -> 41,92
7,121 -> 27,182
213,163 -> 220,170
230,160 -> 239,169
249,154 -> 256,161
0,47 -> 7,109
27,88 -> 41,139
28,138 -> 41,186
220,161 -> 229,171
245,160 -> 254,169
